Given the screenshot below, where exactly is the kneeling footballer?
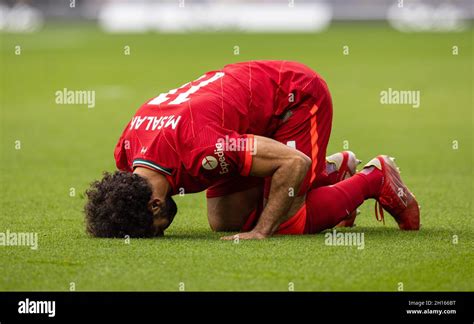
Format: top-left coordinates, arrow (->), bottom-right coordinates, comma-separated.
85,60 -> 420,240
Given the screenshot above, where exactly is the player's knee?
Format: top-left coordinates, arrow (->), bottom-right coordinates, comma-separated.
208,218 -> 239,232
207,208 -> 242,232
209,222 -> 224,232
292,154 -> 312,175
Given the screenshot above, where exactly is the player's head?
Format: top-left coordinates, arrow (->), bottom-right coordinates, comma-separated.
84,171 -> 177,238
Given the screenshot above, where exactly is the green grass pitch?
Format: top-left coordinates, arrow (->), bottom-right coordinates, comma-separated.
0,23 -> 472,291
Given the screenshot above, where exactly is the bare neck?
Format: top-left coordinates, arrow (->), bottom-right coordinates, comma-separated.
133,167 -> 171,200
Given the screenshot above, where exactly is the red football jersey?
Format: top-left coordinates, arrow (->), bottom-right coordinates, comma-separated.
114,60 -> 320,194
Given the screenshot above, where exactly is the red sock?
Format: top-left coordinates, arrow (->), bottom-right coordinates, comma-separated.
313,164 -> 355,188
305,168 -> 383,233
326,171 -> 340,186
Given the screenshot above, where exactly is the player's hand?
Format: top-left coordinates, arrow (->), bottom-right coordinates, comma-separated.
220,230 -> 268,241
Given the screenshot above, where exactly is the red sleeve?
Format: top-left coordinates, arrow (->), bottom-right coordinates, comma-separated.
183,125 -> 254,179
240,134 -> 254,176
114,135 -> 132,172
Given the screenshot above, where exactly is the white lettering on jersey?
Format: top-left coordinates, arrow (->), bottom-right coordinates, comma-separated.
148,72 -> 224,106
169,72 -> 224,105
129,115 -> 181,131
148,82 -> 190,105
135,116 -> 147,129
214,142 -> 230,175
145,117 -> 154,130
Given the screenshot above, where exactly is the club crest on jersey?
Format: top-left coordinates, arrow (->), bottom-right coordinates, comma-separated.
129,115 -> 181,131
202,156 -> 218,170
201,143 -> 230,174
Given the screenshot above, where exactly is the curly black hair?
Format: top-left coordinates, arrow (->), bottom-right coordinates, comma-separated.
84,171 -> 155,238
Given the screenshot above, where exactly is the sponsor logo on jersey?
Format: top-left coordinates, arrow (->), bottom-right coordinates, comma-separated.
202,156 -> 218,170
214,142 -> 230,174
129,115 -> 181,131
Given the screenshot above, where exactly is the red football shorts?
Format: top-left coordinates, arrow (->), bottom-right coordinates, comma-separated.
269,76 -> 333,196
241,203 -> 307,235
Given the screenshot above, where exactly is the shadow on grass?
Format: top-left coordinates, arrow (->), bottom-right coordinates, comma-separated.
161,226 -> 464,241
82,225 -> 471,242
161,231 -> 220,241
320,225 -> 469,238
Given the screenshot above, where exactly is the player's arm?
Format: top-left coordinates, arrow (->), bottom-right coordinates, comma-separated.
221,135 -> 311,240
